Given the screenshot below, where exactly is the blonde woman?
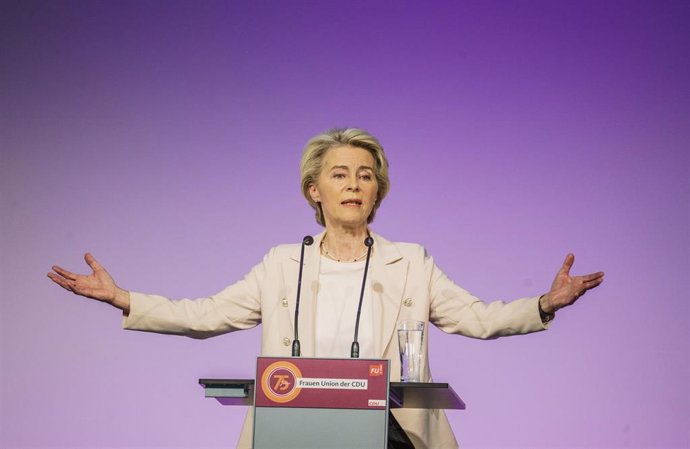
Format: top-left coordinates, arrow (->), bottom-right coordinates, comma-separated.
49,128 -> 604,449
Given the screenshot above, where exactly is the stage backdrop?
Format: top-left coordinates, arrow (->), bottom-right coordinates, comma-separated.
1,1 -> 688,448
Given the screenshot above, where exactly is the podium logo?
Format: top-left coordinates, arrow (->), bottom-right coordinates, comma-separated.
261,361 -> 303,403
369,364 -> 384,376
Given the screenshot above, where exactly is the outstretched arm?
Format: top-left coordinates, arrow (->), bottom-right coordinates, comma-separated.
540,253 -> 604,314
47,253 -> 131,312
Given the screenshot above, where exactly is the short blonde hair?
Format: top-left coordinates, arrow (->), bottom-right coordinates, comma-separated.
300,128 -> 390,227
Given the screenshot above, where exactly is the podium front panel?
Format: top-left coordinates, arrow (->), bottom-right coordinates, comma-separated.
253,357 -> 390,449
253,408 -> 386,449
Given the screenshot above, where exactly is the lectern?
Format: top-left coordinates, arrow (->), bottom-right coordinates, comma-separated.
199,357 -> 465,449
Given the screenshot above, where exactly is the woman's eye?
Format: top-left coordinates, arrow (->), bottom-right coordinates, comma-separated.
333,173 -> 346,179
360,174 -> 373,181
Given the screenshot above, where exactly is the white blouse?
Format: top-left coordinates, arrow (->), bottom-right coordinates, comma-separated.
314,256 -> 374,358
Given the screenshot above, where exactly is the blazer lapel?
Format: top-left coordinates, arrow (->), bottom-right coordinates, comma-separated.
287,231 -> 325,357
369,232 -> 409,357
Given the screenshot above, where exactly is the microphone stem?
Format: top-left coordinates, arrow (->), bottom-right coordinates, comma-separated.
351,242 -> 373,358
292,236 -> 312,357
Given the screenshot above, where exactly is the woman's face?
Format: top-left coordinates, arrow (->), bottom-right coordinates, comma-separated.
309,145 -> 378,230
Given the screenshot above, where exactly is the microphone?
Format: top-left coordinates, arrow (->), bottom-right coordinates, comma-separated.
292,235 -> 314,357
351,236 -> 374,358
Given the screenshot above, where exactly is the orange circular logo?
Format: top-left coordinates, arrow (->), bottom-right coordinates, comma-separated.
261,361 -> 303,403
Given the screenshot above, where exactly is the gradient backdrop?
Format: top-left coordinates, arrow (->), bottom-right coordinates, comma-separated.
1,1 -> 688,448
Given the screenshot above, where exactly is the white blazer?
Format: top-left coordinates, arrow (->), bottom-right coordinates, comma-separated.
124,231 -> 547,448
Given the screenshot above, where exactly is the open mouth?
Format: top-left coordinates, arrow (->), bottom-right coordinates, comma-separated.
341,199 -> 363,206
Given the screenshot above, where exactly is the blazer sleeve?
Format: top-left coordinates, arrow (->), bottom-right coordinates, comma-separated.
426,249 -> 548,339
122,248 -> 276,339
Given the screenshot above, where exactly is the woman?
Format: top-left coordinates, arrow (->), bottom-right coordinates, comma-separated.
48,128 -> 604,449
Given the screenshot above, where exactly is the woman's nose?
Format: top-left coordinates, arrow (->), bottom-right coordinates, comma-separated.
346,177 -> 360,191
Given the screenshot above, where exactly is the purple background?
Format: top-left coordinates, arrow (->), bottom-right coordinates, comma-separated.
2,1 -> 688,448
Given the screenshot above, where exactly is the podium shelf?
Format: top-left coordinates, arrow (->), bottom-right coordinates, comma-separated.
199,379 -> 465,410
199,379 -> 254,406
389,382 -> 465,410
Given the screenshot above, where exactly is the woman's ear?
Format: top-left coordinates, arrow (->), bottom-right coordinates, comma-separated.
309,183 -> 320,203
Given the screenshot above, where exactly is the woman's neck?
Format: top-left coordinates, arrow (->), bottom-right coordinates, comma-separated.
321,226 -> 370,262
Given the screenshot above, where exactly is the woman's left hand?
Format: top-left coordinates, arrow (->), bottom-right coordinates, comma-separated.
540,253 -> 604,314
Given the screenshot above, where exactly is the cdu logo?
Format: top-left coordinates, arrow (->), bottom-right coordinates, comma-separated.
369,364 -> 384,376
261,361 -> 303,403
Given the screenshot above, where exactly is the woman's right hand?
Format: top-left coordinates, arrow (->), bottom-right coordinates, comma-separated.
48,253 -> 130,312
